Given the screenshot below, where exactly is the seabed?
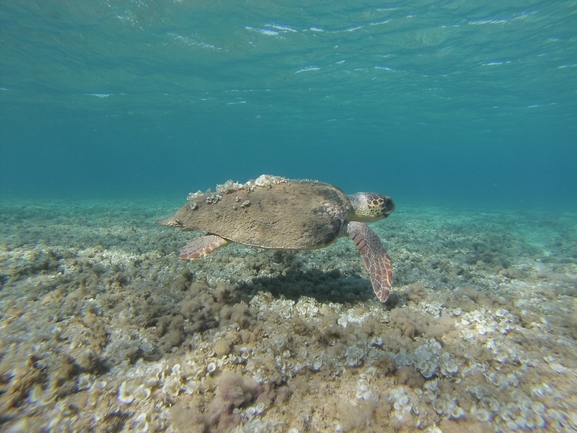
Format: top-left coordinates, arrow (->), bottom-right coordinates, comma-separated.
0,200 -> 576,432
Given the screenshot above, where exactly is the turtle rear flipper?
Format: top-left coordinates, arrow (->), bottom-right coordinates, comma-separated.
180,235 -> 229,259
156,217 -> 182,227
347,221 -> 392,302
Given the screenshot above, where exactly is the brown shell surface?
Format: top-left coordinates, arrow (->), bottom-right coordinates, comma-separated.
172,181 -> 353,250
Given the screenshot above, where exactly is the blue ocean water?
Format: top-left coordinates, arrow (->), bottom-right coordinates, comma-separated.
0,0 -> 576,209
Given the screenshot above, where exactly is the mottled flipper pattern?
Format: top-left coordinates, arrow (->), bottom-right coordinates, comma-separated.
180,235 -> 229,259
347,221 -> 392,302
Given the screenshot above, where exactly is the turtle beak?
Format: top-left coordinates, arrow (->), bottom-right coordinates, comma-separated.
383,196 -> 395,218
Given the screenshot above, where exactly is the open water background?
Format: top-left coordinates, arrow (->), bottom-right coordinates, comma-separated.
0,0 -> 576,209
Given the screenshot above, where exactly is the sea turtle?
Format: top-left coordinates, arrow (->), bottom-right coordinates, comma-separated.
156,175 -> 395,302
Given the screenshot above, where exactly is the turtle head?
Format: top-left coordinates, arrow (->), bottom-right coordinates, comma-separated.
348,192 -> 395,222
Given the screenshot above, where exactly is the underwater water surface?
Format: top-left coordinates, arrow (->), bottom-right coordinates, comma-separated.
1,1 -> 576,432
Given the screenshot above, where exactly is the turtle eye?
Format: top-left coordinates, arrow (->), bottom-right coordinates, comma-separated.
370,194 -> 394,217
382,196 -> 395,216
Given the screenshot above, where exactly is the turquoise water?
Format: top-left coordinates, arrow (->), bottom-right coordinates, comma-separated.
1,0 -> 576,208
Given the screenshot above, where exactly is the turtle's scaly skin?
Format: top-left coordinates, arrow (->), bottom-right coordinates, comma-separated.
348,192 -> 393,221
347,221 -> 393,302
180,234 -> 229,259
157,176 -> 395,302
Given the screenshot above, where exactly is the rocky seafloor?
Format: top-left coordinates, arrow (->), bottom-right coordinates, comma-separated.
0,199 -> 576,433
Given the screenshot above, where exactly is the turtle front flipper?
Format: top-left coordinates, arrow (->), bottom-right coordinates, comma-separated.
346,221 -> 392,302
180,235 -> 229,259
